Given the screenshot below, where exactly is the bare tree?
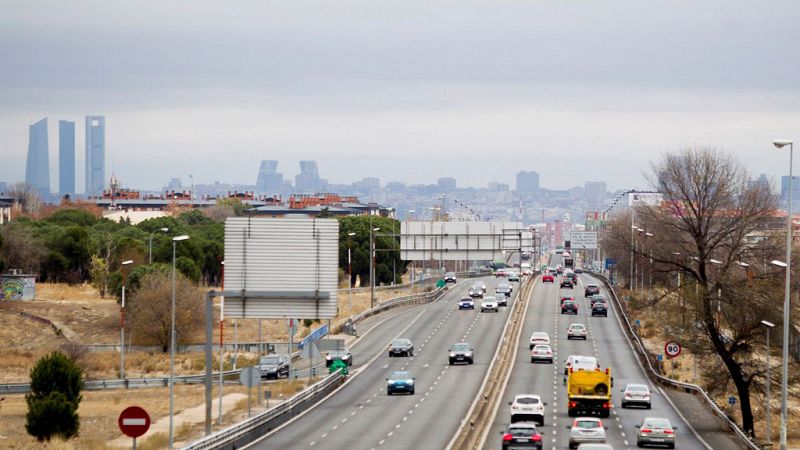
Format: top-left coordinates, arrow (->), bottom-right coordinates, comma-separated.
0,223 -> 47,273
605,147 -> 787,437
127,271 -> 203,352
6,182 -> 42,215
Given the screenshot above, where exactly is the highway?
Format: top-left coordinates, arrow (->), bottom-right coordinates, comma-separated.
486,255 -> 744,449
246,274 -> 525,450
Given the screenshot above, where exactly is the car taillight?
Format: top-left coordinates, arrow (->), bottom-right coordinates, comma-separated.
641,428 -> 652,433
602,402 -> 610,409
663,429 -> 674,434
502,433 -> 513,441
569,401 -> 577,408
531,434 -> 542,442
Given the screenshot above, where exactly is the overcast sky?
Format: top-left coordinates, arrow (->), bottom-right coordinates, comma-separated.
2,0 -> 799,193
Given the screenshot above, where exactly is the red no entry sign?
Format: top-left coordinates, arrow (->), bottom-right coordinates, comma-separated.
118,406 -> 151,438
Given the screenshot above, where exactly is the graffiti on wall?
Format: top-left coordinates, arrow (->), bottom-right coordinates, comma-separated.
0,276 -> 36,301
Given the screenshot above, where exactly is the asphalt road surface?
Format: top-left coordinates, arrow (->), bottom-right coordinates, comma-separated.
246,274 -> 526,450
486,255 -> 745,449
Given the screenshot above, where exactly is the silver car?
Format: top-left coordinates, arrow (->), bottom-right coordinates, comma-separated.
621,383 -> 652,409
636,417 -> 677,448
568,417 -> 607,449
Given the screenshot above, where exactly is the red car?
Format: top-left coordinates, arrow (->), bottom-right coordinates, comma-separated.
542,273 -> 554,283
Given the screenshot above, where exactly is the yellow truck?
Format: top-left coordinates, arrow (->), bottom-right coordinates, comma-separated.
567,367 -> 612,418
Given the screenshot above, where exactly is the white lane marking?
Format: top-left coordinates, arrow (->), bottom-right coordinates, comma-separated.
309,441 -> 315,447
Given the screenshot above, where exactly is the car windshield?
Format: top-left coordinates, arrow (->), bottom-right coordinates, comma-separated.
390,371 -> 410,379
516,397 -> 539,404
259,356 -> 281,365
576,420 -> 601,428
445,272 -> 455,276
643,419 -> 672,429
460,298 -> 472,302
497,283 -> 510,289
627,385 -> 649,392
392,339 -> 410,346
328,350 -> 348,356
483,296 -> 496,301
452,343 -> 471,351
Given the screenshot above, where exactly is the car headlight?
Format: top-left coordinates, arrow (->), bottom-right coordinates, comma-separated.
387,381 -> 394,386
449,352 -> 456,357
325,356 -> 332,360
406,379 -> 414,385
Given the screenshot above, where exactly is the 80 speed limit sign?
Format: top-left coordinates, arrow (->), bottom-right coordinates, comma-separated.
664,341 -> 682,358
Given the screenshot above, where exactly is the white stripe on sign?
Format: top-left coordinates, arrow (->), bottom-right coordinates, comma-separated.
122,418 -> 147,426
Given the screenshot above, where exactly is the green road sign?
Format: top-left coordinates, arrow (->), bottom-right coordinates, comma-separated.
436,279 -> 446,288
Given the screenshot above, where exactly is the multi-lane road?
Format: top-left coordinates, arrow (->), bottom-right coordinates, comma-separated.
243,256 -> 745,449
247,275 -> 522,450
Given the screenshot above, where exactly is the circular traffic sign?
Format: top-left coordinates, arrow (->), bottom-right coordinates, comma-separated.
664,341 -> 682,358
118,406 -> 150,438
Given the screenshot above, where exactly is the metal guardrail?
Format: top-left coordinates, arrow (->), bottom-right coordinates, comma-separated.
589,271 -> 760,450
337,269 -> 489,295
182,371 -> 345,450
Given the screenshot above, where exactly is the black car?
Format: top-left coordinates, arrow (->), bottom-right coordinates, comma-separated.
444,272 -> 457,283
386,370 -> 415,395
585,284 -> 600,297
449,342 -> 474,365
590,294 -> 606,306
495,282 -> 513,297
388,338 -> 414,357
325,349 -> 352,367
561,300 -> 578,314
468,285 -> 484,298
591,302 -> 608,317
501,422 -> 543,450
560,279 -> 574,289
255,354 -> 290,379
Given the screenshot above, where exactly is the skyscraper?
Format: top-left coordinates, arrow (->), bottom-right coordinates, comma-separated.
516,171 -> 540,193
85,115 -> 105,196
58,120 -> 75,197
256,160 -> 284,192
584,181 -> 607,205
25,118 -> 50,197
295,160 -> 321,192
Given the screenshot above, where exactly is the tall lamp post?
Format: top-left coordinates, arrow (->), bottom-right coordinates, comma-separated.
347,232 -> 356,312
169,235 -> 190,449
119,260 -> 134,379
149,227 -> 169,264
761,319 -> 776,444
773,138 -> 793,450
370,227 -> 380,309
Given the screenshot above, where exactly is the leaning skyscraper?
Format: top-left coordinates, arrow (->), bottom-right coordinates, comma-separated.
25,118 -> 50,197
255,160 -> 284,192
85,116 -> 105,196
59,120 -> 75,197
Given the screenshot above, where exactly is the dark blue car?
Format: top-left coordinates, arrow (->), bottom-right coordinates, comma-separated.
387,371 -> 415,395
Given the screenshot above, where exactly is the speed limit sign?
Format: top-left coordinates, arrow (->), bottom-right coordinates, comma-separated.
665,341 -> 682,358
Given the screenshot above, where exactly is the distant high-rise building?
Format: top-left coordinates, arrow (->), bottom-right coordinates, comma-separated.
167,177 -> 183,189
780,175 -> 800,208
352,177 -> 380,194
58,120 -> 75,197
437,177 -> 456,191
295,160 -> 321,192
25,118 -> 50,197
584,181 -> 606,205
516,171 -> 540,192
256,160 -> 284,192
85,116 -> 106,195
488,182 -> 510,192
0,181 -> 7,193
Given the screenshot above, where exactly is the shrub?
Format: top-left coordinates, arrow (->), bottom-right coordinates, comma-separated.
25,351 -> 83,441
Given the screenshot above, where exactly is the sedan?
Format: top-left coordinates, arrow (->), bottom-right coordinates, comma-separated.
510,394 -> 546,425
560,296 -> 576,304
468,285 -> 484,298
542,273 -> 555,283
325,349 -> 353,367
591,303 -> 608,317
508,272 -> 520,282
448,342 -> 474,365
529,332 -> 551,349
561,279 -> 574,289
501,422 -> 543,450
481,296 -> 499,312
562,300 -> 579,315
585,284 -> 600,297
255,354 -> 290,379
636,417 -> 677,448
472,281 -> 487,293
459,297 -> 475,310
621,384 -> 652,409
388,338 -> 414,357
496,282 -> 513,297
386,370 -> 415,395
530,344 -> 554,364
574,267 -> 584,274
590,295 -> 606,306
568,418 -> 607,449
567,323 -> 588,340
444,272 -> 457,283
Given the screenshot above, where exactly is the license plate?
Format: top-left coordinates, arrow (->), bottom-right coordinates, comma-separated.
514,438 -> 527,442
650,438 -> 663,442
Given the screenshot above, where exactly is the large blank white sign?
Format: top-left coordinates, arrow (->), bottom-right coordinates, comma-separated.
223,217 -> 339,319
401,221 -> 523,261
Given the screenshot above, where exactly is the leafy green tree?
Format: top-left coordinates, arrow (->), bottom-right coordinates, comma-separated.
175,256 -> 201,283
25,351 -> 83,441
45,209 -> 98,227
338,216 -> 407,287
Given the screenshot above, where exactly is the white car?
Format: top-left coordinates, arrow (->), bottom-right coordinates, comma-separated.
481,296 -> 499,312
530,344 -> 554,364
509,394 -> 546,425
568,417 -> 607,449
567,323 -> 588,340
529,332 -> 551,349
564,355 -> 599,375
621,383 -> 652,409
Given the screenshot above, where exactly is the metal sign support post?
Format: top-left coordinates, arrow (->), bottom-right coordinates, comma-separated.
257,319 -> 262,405
204,290 -> 214,435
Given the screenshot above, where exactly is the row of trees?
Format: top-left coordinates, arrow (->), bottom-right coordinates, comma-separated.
601,147 -> 798,437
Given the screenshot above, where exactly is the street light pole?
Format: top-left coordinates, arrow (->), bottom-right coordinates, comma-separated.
119,260 -> 133,379
370,227 -> 379,309
169,235 -> 190,449
149,227 -> 169,264
773,138 -> 793,450
762,320 -> 776,444
347,232 -> 355,313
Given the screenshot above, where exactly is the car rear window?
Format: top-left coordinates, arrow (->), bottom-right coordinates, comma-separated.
509,427 -> 536,436
517,397 -> 540,404
627,385 -> 649,392
533,345 -> 550,352
576,420 -> 600,428
644,419 -> 671,428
